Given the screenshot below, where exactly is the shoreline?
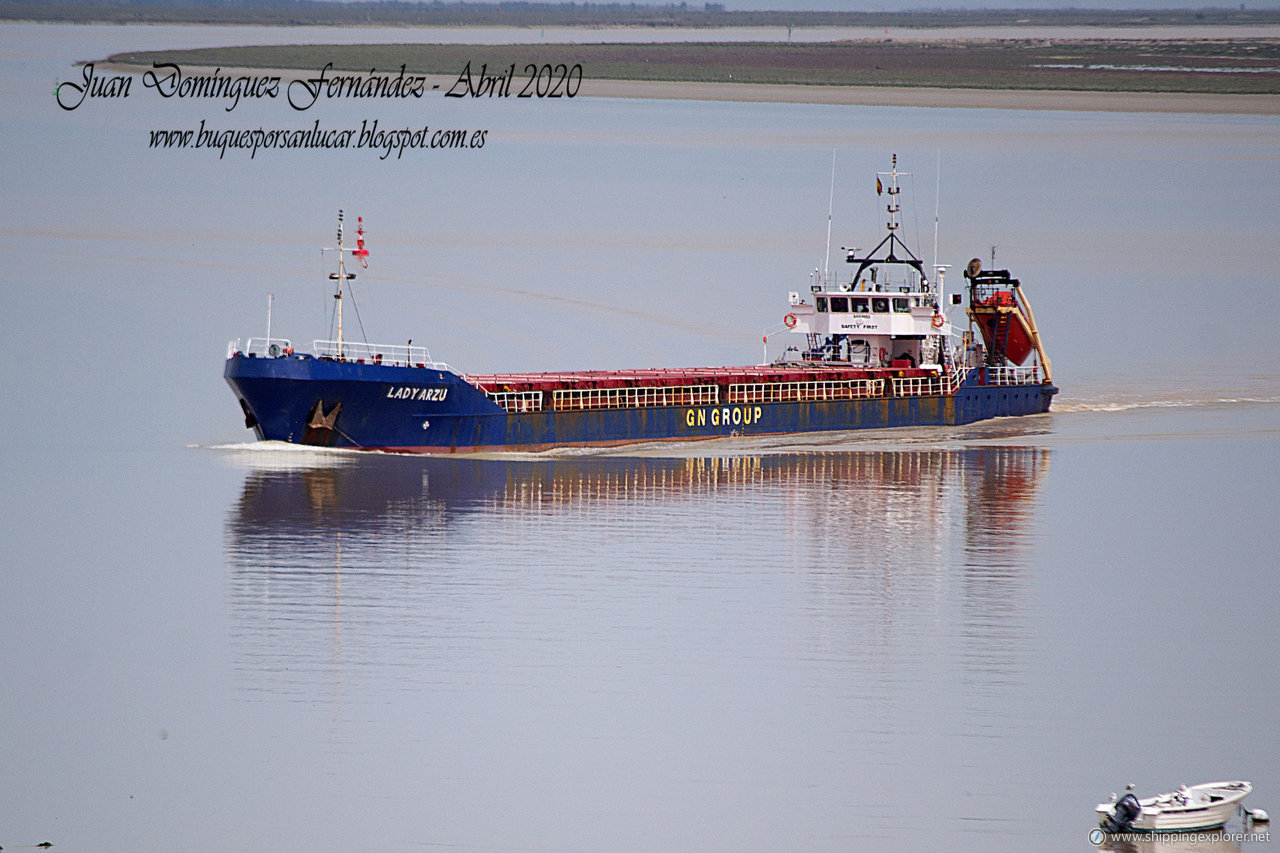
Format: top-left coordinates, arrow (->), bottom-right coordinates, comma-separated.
579,78 -> 1280,114
98,61 -> 1280,115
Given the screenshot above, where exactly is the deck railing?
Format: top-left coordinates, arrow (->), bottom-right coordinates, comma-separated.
986,365 -> 1041,386
553,384 -> 720,412
893,375 -> 945,397
486,390 -> 545,413
228,337 -> 458,371
227,337 -> 294,359
312,339 -> 458,371
892,367 -> 965,397
729,379 -> 882,403
313,339 -> 425,366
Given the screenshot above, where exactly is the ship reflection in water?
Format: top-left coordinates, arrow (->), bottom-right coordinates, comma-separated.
223,446 -> 1055,839
224,447 -> 1048,712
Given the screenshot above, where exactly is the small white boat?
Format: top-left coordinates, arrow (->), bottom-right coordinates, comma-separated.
1097,781 -> 1253,833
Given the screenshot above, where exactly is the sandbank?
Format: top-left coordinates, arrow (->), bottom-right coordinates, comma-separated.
98,62 -> 1280,115
580,78 -> 1280,115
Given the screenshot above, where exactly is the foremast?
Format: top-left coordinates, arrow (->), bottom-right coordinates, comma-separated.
325,210 -> 370,359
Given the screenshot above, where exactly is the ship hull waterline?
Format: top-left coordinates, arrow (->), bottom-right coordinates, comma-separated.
225,354 -> 1056,454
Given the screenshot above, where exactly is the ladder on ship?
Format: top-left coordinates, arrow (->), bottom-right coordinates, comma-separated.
988,310 -> 1012,366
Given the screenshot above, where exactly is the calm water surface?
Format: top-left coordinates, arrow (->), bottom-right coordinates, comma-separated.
2,23 -> 1278,853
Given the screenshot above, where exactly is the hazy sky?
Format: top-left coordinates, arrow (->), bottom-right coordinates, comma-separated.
325,0 -> 1280,10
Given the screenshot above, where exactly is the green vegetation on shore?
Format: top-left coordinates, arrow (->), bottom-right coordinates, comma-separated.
107,39 -> 1280,96
8,0 -> 1280,29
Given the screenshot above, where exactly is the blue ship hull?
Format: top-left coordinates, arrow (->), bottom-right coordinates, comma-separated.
225,353 -> 1057,453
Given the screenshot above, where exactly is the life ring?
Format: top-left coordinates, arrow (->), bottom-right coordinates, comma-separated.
784,313 -> 798,328
931,314 -> 945,328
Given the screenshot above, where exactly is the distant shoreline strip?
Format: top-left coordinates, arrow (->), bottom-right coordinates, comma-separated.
580,78 -> 1280,114
98,62 -> 1280,115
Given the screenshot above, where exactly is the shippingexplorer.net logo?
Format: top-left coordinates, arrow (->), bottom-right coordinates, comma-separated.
1089,828 -> 1271,845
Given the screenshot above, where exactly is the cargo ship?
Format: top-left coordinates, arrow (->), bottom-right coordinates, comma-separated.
224,157 -> 1057,453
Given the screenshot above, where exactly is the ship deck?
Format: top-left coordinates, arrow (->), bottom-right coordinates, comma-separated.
464,363 -> 969,414
466,363 -> 935,392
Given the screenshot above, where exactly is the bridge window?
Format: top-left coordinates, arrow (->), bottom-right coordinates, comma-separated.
851,298 -> 869,313
829,296 -> 849,312
872,298 -> 890,313
816,296 -> 828,312
892,298 -> 910,313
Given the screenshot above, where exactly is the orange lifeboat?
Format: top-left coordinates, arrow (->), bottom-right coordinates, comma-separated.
964,260 -> 1041,369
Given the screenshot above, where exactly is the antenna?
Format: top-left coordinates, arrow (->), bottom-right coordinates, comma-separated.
823,149 -> 836,279
932,150 -> 941,276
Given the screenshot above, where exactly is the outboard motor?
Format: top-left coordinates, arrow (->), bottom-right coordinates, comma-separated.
1104,788 -> 1142,832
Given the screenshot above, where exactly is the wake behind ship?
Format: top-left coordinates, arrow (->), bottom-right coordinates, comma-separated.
225,158 -> 1057,453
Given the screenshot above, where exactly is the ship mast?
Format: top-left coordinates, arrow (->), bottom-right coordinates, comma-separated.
326,210 -> 368,359
329,211 -> 351,357
849,154 -> 925,290
883,153 -> 902,235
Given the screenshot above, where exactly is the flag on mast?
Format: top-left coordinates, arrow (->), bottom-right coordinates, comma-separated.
353,216 -> 370,269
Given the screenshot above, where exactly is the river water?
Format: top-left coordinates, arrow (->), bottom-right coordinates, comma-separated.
2,22 -> 1278,853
